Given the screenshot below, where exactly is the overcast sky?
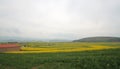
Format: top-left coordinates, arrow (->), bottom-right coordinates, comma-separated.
0,0 -> 120,40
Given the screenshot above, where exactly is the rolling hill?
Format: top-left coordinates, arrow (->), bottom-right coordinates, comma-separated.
73,37 -> 120,42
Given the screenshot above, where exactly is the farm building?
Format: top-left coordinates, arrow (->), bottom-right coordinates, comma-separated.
0,43 -> 20,52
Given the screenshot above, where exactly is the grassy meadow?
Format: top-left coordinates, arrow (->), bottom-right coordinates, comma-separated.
0,42 -> 120,69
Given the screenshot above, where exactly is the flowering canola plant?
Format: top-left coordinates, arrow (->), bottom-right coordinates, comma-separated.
5,42 -> 120,53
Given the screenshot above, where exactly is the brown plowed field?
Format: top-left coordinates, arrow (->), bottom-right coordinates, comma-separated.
0,44 -> 18,48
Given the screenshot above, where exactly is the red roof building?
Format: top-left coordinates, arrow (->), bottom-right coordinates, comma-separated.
0,43 -> 20,52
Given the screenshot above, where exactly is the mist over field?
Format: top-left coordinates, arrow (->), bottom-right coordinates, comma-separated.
0,0 -> 120,41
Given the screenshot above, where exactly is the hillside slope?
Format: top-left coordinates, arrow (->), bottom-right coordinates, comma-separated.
73,37 -> 120,42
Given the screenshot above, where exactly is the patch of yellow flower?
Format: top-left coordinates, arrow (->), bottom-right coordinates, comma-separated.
5,45 -> 119,53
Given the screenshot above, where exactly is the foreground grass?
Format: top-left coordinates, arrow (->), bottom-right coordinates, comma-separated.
0,48 -> 120,69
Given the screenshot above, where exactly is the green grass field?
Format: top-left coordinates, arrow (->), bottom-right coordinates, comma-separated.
0,42 -> 120,69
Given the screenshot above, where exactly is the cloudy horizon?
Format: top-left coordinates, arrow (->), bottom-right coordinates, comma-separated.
0,0 -> 120,40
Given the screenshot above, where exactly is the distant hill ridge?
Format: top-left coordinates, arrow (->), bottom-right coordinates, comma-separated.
73,37 -> 120,42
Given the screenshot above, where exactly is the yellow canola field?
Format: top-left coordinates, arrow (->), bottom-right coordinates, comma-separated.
5,45 -> 119,53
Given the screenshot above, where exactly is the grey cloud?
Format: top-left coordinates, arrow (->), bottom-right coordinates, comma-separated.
0,0 -> 120,40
